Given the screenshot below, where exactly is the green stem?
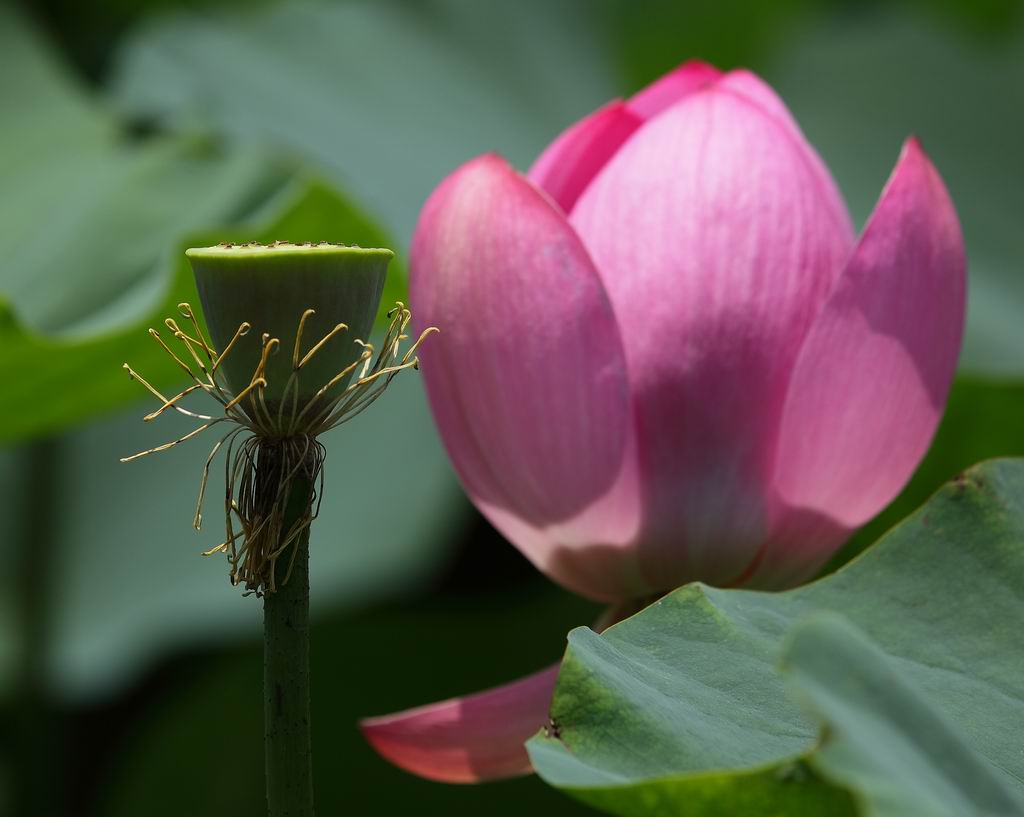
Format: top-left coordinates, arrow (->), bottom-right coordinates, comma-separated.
264,474 -> 315,817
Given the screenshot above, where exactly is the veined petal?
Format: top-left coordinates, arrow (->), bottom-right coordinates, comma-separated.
360,665 -> 559,783
411,155 -> 642,601
626,60 -> 722,119
759,139 -> 965,586
713,69 -> 804,135
570,79 -> 854,589
527,100 -> 642,214
714,70 -> 851,240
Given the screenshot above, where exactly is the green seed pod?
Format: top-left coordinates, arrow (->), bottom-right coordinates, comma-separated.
186,242 -> 392,414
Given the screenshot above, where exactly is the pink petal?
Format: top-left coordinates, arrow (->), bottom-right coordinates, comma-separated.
714,70 -> 850,240
527,62 -> 722,216
411,155 -> 646,602
527,100 -> 642,214
570,78 -> 854,589
360,665 -> 559,783
626,60 -> 722,119
759,138 -> 965,587
712,69 -> 803,135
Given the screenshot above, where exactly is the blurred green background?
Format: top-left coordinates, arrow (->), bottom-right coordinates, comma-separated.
1,0 -> 1021,814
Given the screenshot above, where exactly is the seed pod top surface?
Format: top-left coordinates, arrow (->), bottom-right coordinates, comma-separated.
187,242 -> 391,416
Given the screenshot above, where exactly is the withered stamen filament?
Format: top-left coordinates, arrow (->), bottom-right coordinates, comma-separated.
212,322 -> 251,374
122,301 -> 436,595
292,309 -> 317,369
298,323 -> 347,370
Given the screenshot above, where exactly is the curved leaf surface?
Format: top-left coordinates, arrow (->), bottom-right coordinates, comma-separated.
529,459 -> 1024,815
784,615 -> 1024,817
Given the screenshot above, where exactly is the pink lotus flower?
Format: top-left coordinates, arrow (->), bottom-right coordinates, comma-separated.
361,62 -> 965,783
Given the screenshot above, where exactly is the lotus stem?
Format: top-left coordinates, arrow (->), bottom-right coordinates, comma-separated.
264,457 -> 315,817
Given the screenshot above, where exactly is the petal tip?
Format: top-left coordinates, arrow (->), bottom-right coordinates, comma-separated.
676,57 -> 721,76
626,59 -> 723,119
892,136 -> 950,197
898,134 -> 930,169
358,666 -> 560,784
359,715 -> 479,784
884,134 -> 961,242
718,65 -> 755,82
457,151 -> 515,180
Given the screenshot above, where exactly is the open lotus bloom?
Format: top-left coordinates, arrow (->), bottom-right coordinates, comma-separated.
362,62 -> 965,783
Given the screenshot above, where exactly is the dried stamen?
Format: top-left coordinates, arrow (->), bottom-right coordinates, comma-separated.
121,302 -> 436,595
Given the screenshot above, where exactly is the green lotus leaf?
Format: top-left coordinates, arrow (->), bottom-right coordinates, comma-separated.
530,459 -> 1024,816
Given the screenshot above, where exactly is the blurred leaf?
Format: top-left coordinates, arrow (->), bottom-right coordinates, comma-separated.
1,138 -> 276,335
783,615 -> 1024,817
529,460 -> 1024,815
0,4 -> 285,440
0,175 -> 411,443
769,10 -> 1024,376
99,584 -> 598,816
109,0 -> 617,243
1,3 -> 110,166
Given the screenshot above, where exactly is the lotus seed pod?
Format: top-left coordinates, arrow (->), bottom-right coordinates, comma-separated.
123,240 -> 434,598
186,243 -> 391,413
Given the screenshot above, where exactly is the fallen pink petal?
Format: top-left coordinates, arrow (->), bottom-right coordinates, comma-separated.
360,665 -> 560,783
